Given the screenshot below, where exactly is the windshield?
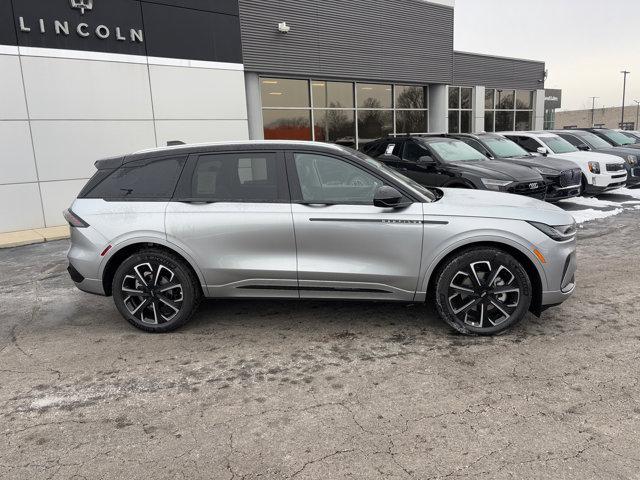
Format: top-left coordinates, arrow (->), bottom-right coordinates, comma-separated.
540,136 -> 578,154
601,130 -> 637,146
428,140 -> 486,162
578,131 -> 615,149
340,146 -> 437,201
483,137 -> 529,158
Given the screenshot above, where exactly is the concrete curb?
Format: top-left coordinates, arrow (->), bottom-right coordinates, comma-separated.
0,226 -> 70,249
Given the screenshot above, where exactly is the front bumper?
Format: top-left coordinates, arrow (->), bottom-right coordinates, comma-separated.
537,237 -> 577,307
546,183 -> 581,202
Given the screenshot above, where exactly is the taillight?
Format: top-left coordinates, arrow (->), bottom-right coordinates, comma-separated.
63,209 -> 89,228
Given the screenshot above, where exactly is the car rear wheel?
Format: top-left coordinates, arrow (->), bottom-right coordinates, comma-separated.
112,249 -> 201,332
434,248 -> 532,335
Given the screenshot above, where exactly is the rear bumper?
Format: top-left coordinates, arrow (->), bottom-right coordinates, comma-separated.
68,262 -> 106,295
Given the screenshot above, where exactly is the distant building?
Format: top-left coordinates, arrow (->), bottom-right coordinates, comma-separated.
555,105 -> 639,130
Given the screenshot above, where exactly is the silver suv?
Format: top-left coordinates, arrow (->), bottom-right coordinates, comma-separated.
65,141 -> 577,335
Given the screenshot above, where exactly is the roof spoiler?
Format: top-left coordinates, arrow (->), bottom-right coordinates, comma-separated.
94,155 -> 125,170
167,140 -> 186,146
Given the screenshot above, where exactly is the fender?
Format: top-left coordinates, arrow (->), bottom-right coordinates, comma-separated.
416,231 -> 548,299
98,233 -> 207,292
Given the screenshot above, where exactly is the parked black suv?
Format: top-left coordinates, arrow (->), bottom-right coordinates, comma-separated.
575,128 -> 640,149
554,129 -> 640,187
443,133 -> 582,202
360,135 -> 547,199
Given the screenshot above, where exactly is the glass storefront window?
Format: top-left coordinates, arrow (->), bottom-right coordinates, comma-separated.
358,110 -> 393,145
261,78 -> 428,148
485,89 -> 495,110
357,84 -> 392,109
261,78 -> 310,108
515,111 -> 533,131
495,111 -> 515,132
460,110 -> 472,133
263,109 -> 312,140
460,87 -> 473,110
448,86 -> 460,109
484,111 -> 495,132
314,110 -> 356,148
496,89 -> 515,110
396,110 -> 428,134
516,90 -> 533,109
312,81 -> 354,108
396,85 -> 426,109
448,113 -> 459,134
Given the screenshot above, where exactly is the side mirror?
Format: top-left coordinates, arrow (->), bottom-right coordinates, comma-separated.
378,153 -> 401,162
417,155 -> 436,167
373,186 -> 411,208
536,146 -> 548,156
577,144 -> 590,151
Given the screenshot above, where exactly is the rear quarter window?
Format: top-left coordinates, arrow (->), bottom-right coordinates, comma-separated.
82,156 -> 187,200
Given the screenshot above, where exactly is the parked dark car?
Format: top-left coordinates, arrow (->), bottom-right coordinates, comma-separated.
553,129 -> 640,187
444,133 -> 582,201
360,135 -> 547,200
575,128 -> 640,149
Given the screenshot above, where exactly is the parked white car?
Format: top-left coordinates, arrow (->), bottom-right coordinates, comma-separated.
499,132 -> 627,195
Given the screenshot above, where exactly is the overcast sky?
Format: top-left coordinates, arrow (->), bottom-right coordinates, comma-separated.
453,0 -> 640,112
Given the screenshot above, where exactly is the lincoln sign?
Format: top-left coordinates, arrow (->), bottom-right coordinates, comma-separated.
18,16 -> 144,43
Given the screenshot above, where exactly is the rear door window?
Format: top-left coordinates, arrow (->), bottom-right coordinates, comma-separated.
83,156 -> 186,200
188,152 -> 285,202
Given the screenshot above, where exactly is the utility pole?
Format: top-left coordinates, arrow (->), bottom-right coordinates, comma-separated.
589,96 -> 599,127
621,70 -> 630,129
635,100 -> 640,130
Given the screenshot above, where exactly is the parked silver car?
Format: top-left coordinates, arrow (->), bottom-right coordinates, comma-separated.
65,141 -> 577,335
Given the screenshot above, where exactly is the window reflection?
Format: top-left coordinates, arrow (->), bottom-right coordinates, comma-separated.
460,110 -> 472,133
263,109 -> 311,140
496,90 -> 515,110
515,111 -> 532,131
484,111 -> 495,132
516,90 -> 533,109
460,87 -> 473,110
314,110 -> 356,148
357,84 -> 392,109
312,81 -> 354,108
396,86 -> 426,109
485,89 -> 494,110
448,87 -> 460,109
358,110 -> 393,144
396,110 -> 428,134
495,111 -> 515,131
261,78 -> 309,108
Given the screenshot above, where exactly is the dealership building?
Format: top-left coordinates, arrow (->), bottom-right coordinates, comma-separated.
0,0 -> 547,234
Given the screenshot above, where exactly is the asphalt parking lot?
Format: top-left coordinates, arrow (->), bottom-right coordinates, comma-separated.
1,191 -> 640,479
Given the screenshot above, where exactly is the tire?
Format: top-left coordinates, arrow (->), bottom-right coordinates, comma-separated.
111,249 -> 201,333
433,247 -> 532,335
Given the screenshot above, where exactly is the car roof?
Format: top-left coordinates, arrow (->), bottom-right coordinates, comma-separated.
95,140 -> 347,168
499,131 -> 559,138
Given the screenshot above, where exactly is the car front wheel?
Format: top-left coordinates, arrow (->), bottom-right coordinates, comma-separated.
112,249 -> 201,332
434,248 -> 532,335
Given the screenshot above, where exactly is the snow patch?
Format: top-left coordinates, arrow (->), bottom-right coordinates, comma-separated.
571,208 -> 623,224
561,196 -> 620,208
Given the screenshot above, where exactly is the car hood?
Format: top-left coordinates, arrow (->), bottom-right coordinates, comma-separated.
554,151 -> 624,164
499,155 -> 578,173
593,146 -> 640,157
448,159 -> 541,181
426,188 -> 574,225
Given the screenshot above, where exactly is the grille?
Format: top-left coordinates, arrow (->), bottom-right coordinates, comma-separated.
606,163 -> 626,172
632,167 -> 640,177
559,168 -> 582,187
510,181 -> 547,199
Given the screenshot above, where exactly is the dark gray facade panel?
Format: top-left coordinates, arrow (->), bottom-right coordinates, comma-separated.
238,0 -> 454,84
453,52 -> 545,90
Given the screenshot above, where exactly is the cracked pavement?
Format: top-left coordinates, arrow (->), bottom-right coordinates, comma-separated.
1,209 -> 639,479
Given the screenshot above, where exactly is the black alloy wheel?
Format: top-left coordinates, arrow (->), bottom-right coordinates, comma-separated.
112,249 -> 200,332
434,248 -> 532,335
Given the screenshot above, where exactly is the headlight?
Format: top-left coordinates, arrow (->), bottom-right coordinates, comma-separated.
481,178 -> 512,190
527,221 -> 577,241
588,161 -> 600,174
533,166 -> 556,176
626,154 -> 638,166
